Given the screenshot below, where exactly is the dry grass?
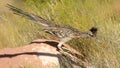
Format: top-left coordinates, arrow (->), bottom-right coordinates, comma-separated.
0,0 -> 120,67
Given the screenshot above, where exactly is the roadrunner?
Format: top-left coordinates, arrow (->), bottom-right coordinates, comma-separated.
7,4 -> 97,51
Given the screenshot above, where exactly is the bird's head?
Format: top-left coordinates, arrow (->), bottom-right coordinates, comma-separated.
70,27 -> 98,39
77,27 -> 98,39
88,27 -> 98,37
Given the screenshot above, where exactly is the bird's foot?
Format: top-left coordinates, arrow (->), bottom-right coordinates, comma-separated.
57,45 -> 64,51
58,45 -> 71,53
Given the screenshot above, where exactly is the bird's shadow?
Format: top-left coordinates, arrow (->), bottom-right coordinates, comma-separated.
30,40 -> 65,51
30,40 -> 59,48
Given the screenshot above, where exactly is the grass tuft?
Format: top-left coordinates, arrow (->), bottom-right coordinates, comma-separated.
0,0 -> 120,67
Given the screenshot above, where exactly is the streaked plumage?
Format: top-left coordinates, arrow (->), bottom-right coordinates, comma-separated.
7,4 -> 97,51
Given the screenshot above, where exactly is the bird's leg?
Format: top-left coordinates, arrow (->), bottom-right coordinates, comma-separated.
57,37 -> 72,51
58,42 -> 64,51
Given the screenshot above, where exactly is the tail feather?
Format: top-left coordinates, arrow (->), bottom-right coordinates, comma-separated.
7,4 -> 33,20
7,4 -> 54,26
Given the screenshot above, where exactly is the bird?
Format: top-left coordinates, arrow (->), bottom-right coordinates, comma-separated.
7,4 -> 98,51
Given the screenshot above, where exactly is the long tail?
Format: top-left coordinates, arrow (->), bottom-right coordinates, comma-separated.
7,4 -> 55,27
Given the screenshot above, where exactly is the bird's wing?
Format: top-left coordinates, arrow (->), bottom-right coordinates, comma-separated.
7,4 -> 55,27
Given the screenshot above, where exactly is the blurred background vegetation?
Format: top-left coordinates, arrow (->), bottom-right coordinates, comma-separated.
0,0 -> 120,67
